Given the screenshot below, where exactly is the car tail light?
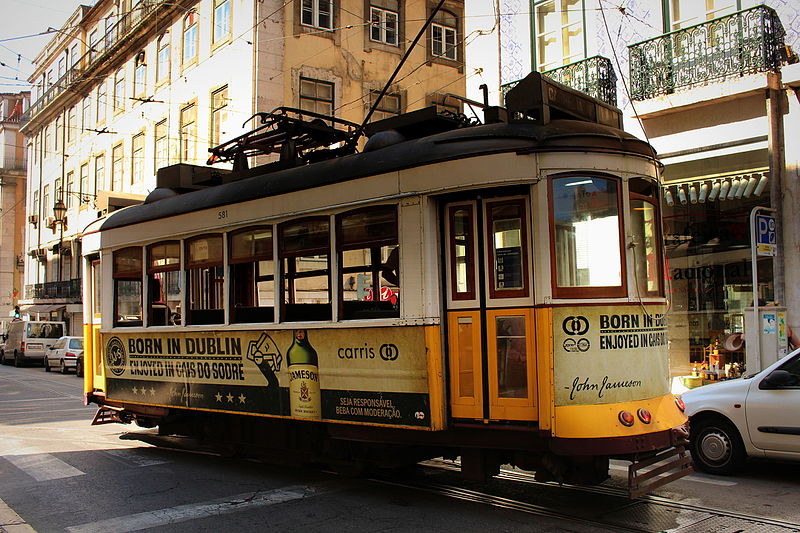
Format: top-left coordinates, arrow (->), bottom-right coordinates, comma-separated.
66,352 -> 76,358
20,341 -> 25,350
637,408 -> 652,424
675,396 -> 686,412
618,410 -> 635,427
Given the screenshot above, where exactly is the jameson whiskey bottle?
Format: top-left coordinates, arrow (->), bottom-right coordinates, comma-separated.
287,329 -> 321,419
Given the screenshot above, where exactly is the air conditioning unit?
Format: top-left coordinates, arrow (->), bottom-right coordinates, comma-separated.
28,214 -> 38,226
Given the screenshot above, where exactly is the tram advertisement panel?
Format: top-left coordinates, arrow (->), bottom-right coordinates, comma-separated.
101,327 -> 431,428
553,305 -> 669,406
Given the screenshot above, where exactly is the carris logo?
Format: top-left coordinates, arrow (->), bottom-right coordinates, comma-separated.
379,343 -> 399,361
562,316 -> 589,336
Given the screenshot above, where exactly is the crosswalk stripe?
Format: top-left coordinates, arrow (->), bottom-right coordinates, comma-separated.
4,453 -> 85,482
65,485 -> 322,533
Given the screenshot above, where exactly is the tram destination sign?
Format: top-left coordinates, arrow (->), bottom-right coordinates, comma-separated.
101,326 -> 432,429
552,305 -> 670,406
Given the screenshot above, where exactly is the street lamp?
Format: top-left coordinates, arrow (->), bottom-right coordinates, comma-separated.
52,196 -> 67,284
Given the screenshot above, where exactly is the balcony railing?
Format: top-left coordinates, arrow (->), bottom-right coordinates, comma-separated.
628,5 -> 786,101
25,279 -> 82,300
502,56 -> 618,107
25,0 -> 162,122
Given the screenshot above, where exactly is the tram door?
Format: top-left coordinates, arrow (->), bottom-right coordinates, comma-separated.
444,197 -> 538,422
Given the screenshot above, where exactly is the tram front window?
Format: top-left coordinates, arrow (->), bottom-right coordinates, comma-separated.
186,235 -> 224,325
280,217 -> 331,322
338,206 -> 399,320
147,241 -> 181,326
630,199 -> 661,296
113,247 -> 143,327
230,226 -> 275,323
551,176 -> 624,297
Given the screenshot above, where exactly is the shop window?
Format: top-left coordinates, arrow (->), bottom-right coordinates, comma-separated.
230,226 -> 275,323
630,177 -> 662,297
487,199 -> 529,299
280,217 -> 331,322
185,235 -> 224,324
550,175 -> 625,298
114,247 -> 143,327
147,241 -> 181,326
337,205 -> 399,319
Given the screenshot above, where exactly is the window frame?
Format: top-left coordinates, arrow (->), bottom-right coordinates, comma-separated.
154,118 -> 169,172
180,101 -> 197,163
548,172 -> 627,299
111,142 -> 124,191
629,178 -> 664,298
156,32 -> 171,85
79,162 -> 89,205
210,85 -> 229,148
182,10 -> 199,68
147,240 -> 181,327
134,51 -> 146,97
229,225 -> 275,324
184,233 -> 225,325
113,246 -> 143,327
212,0 -> 232,47
113,67 -> 125,114
485,198 -> 531,301
299,77 -> 334,117
336,205 -> 400,320
447,203 -> 477,302
131,131 -> 145,186
532,0 -> 587,72
369,3 -> 399,46
279,216 -> 332,322
427,6 -> 463,68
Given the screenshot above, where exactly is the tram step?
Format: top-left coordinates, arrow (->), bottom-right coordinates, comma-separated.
627,445 -> 693,499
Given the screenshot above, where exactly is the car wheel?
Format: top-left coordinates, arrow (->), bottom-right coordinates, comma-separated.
44,357 -> 51,372
690,416 -> 746,475
76,358 -> 83,377
60,360 -> 69,374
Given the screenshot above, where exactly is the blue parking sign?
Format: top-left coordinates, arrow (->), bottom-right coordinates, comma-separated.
756,214 -> 776,256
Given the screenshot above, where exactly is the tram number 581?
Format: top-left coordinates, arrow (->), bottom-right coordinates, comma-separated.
217,209 -> 229,220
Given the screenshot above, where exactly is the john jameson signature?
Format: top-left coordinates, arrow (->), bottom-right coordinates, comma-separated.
569,375 -> 642,400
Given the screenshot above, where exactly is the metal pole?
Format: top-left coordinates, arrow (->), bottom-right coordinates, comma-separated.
767,72 -> 785,305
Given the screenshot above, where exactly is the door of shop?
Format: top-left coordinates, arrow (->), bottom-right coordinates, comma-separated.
443,194 -> 538,422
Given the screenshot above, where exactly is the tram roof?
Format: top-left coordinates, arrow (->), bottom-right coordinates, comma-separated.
101,118 -> 657,231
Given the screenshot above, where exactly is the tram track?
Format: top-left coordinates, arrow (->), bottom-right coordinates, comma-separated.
368,459 -> 800,533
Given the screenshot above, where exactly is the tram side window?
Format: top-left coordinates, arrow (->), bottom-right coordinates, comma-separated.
230,226 -> 275,323
338,205 -> 399,319
448,205 -> 476,300
185,235 -> 224,325
280,217 -> 331,322
487,199 -> 529,299
147,241 -> 181,326
114,247 -> 143,327
551,176 -> 625,298
629,178 -> 663,297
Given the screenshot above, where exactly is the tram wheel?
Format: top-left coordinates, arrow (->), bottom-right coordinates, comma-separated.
690,416 -> 745,475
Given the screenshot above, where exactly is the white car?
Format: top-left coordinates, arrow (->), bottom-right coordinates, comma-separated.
43,336 -> 84,374
681,347 -> 800,474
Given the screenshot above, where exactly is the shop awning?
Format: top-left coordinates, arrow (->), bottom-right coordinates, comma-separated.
21,304 -> 65,313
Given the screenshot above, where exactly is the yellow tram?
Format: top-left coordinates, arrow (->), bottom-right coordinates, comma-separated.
80,73 -> 690,496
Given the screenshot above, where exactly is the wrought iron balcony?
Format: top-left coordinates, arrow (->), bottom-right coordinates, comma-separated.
25,279 -> 82,300
502,56 -> 618,107
628,5 -> 786,101
25,0 -> 164,122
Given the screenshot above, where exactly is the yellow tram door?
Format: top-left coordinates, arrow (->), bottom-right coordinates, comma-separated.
444,198 -> 537,422
87,258 -> 105,393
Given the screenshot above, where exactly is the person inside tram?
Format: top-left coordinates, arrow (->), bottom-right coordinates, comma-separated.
149,278 -> 170,326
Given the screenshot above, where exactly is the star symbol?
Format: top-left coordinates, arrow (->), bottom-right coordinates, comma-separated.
226,393 -> 234,403
150,387 -> 156,396
238,393 -> 246,404
132,386 -> 139,395
215,392 -> 223,402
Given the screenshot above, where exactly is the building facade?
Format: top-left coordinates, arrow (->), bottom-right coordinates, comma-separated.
0,92 -> 30,332
21,0 -> 467,334
466,0 -> 800,377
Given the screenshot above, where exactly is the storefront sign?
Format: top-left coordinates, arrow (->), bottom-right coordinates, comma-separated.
102,326 -> 431,428
552,305 -> 670,406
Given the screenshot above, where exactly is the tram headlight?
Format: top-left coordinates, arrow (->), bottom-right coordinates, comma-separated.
637,408 -> 652,424
618,410 -> 635,427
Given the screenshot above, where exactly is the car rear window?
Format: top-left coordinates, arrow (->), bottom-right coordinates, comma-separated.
26,323 -> 64,339
69,338 -> 83,350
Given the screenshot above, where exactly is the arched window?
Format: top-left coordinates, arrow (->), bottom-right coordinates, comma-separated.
156,33 -> 170,84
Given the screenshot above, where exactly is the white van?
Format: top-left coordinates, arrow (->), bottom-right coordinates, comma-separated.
1,320 -> 66,367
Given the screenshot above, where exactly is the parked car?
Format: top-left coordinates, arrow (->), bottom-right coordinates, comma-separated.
2,320 -> 66,367
681,347 -> 800,474
43,336 -> 84,374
